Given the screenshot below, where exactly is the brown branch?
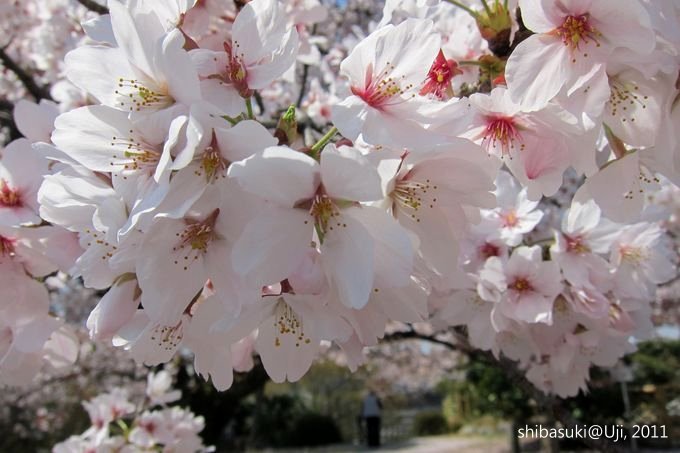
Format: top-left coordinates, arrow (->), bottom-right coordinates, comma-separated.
76,0 -> 108,14
510,7 -> 533,52
253,91 -> 265,115
0,99 -> 20,143
296,63 -> 310,108
382,328 -> 472,353
0,48 -> 52,101
383,328 -> 624,453
295,25 -> 316,108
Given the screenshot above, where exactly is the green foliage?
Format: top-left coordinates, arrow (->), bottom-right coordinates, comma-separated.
266,359 -> 366,441
412,410 -> 449,436
438,352 -> 533,425
249,394 -> 307,447
630,339 -> 680,384
249,395 -> 343,447
286,412 -> 343,447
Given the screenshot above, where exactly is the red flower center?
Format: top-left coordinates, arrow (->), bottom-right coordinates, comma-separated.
0,179 -> 22,207
419,49 -> 462,100
555,14 -> 601,55
0,235 -> 15,257
224,40 -> 252,98
565,234 -> 590,254
351,62 -> 406,109
501,209 -> 519,228
510,277 -> 533,293
482,116 -> 522,156
479,242 -> 500,259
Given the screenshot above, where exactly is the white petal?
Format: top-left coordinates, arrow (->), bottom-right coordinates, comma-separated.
320,145 -> 383,202
321,208 -> 374,309
351,206 -> 414,289
215,120 -> 277,163
231,207 -> 312,286
506,35 -> 569,111
228,146 -> 319,207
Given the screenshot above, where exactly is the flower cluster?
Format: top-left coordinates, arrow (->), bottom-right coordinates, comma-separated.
433,170 -> 675,396
0,0 -> 678,398
0,101 -> 79,386
53,369 -> 210,453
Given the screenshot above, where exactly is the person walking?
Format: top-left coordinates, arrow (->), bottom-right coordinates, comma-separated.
362,390 -> 383,448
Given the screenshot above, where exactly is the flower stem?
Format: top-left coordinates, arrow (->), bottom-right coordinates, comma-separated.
458,60 -> 484,66
116,419 -> 130,439
245,97 -> 254,119
221,114 -> 240,125
314,223 -> 325,245
480,0 -> 493,16
524,237 -> 555,248
310,126 -> 338,154
445,0 -> 478,17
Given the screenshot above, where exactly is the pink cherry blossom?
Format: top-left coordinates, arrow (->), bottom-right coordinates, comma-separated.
506,0 -> 656,110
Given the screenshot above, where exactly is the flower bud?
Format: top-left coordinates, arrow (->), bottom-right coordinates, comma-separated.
475,1 -> 512,56
275,105 -> 298,146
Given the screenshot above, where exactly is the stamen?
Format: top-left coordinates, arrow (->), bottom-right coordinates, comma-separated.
0,179 -> 22,207
149,321 -> 184,351
510,277 -> 533,293
224,40 -> 252,97
195,134 -> 228,183
554,14 -> 601,62
565,234 -> 590,254
392,178 -> 438,223
481,116 -> 523,157
619,244 -> 647,264
624,167 -> 660,200
500,209 -> 519,228
309,195 -> 345,234
419,50 -> 462,100
351,62 -> 414,109
273,300 -> 310,348
607,78 -> 649,124
172,209 -> 220,270
115,78 -> 174,112
82,228 -> 118,262
109,132 -> 161,173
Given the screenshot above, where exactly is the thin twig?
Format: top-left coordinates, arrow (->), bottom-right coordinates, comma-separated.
254,91 -> 265,116
382,329 -> 469,352
76,0 -> 108,14
296,63 -> 310,108
0,99 -> 21,143
295,24 -> 316,108
0,48 -> 52,101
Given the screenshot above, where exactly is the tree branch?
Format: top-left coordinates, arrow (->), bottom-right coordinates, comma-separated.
382,329 -> 472,353
0,48 -> 52,101
296,63 -> 310,108
253,91 -> 265,116
0,99 -> 20,143
76,0 -> 108,14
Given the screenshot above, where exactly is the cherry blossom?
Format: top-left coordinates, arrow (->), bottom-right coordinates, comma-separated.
506,0 -> 656,111
189,0 -> 299,104
0,139 -> 49,226
479,245 -> 562,326
482,171 -> 544,246
229,144 -> 414,309
0,0 -> 677,401
331,18 -> 443,147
